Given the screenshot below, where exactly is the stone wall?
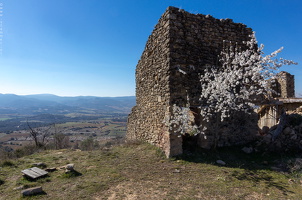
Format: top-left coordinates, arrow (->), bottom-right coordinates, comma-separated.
127,6 -> 256,157
278,71 -> 295,98
270,71 -> 295,98
127,7 -> 173,156
167,8 -> 252,106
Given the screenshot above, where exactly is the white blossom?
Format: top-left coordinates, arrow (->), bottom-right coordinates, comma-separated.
165,32 -> 297,140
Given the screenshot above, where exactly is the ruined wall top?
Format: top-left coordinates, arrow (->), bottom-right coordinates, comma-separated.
162,6 -> 253,106
165,6 -> 253,67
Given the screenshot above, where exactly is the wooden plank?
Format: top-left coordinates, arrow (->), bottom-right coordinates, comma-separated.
30,167 -> 48,175
22,169 -> 40,179
22,167 -> 48,179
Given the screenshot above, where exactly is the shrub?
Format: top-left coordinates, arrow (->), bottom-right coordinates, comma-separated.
80,137 -> 100,151
13,144 -> 40,158
0,160 -> 15,167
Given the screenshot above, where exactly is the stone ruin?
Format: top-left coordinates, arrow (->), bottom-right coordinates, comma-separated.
126,6 -> 259,157
127,6 -> 268,157
259,71 -> 296,129
256,81 -> 302,153
270,71 -> 295,99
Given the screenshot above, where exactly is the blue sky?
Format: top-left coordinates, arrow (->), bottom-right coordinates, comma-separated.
0,0 -> 301,97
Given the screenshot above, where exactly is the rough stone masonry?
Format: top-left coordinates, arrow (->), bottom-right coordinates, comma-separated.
127,6 -> 258,157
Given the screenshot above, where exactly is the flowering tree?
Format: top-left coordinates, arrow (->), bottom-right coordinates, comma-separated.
166,32 -> 297,148
200,33 -> 296,121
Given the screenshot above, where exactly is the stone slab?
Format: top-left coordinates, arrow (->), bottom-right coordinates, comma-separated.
21,186 -> 43,196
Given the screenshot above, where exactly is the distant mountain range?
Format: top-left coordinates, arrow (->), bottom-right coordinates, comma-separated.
0,94 -> 136,115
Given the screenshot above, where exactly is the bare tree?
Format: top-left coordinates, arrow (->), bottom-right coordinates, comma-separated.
27,121 -> 52,148
53,124 -> 69,149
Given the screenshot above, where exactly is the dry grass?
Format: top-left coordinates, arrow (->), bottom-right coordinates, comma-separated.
0,142 -> 302,199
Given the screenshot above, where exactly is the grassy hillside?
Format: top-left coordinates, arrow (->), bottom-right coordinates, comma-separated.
1,142 -> 302,199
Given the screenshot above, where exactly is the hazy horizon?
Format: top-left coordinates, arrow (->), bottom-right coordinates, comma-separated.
0,93 -> 136,98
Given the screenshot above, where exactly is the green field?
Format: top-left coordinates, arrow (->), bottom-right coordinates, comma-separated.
0,118 -> 11,121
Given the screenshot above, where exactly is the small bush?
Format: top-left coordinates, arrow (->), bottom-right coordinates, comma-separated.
13,144 -> 40,158
53,133 -> 70,150
0,160 -> 15,167
101,137 -> 125,148
0,144 -> 41,160
0,179 -> 4,185
80,137 -> 100,151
